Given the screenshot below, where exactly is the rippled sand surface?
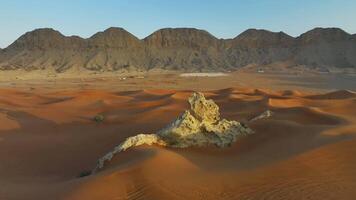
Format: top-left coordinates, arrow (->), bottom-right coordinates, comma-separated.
0,84 -> 355,200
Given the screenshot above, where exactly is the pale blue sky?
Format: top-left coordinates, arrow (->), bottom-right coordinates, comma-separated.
0,0 -> 355,48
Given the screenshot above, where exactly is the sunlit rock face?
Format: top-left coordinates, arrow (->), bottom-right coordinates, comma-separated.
94,92 -> 253,172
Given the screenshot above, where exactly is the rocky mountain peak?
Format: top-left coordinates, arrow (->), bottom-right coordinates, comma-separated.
8,28 -> 67,50
88,27 -> 142,48
298,27 -> 351,44
232,29 -> 295,47
144,28 -> 219,49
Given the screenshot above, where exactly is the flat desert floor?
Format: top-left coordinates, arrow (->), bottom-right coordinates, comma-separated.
0,72 -> 356,200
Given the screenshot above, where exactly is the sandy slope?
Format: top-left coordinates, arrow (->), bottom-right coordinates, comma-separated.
0,86 -> 355,200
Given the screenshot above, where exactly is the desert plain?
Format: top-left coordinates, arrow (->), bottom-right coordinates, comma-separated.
0,70 -> 355,200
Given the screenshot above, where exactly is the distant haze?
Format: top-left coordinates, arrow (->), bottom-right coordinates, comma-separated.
1,0 -> 356,48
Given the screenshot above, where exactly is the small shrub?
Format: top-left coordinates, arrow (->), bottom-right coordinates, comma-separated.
78,170 -> 92,178
93,114 -> 105,123
240,122 -> 248,128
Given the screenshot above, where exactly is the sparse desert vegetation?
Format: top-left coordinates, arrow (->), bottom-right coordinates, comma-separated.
93,114 -> 105,123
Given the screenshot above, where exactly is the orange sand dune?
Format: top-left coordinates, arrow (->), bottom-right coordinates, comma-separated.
0,87 -> 355,200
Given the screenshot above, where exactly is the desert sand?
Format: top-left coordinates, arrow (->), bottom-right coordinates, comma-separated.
0,72 -> 356,200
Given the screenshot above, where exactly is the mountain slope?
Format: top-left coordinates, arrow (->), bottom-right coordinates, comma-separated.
295,28 -> 356,69
0,28 -> 86,71
0,27 -> 355,72
224,29 -> 296,67
84,27 -> 147,71
0,28 -> 148,72
144,28 -> 227,71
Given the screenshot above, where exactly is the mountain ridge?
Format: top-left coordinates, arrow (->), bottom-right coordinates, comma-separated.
0,27 -> 355,72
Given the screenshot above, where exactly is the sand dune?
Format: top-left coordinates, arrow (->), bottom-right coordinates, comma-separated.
305,89 -> 356,100
0,87 -> 355,200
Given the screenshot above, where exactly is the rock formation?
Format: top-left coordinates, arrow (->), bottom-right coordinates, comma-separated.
93,92 -> 253,172
250,110 -> 274,122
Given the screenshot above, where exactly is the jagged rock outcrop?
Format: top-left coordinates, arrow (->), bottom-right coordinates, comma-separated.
93,92 -> 253,172
250,110 -> 273,122
0,27 -> 355,72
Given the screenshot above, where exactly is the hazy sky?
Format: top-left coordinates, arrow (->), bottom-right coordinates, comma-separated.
0,0 -> 355,48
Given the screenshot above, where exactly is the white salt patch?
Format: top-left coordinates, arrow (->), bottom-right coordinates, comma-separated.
180,73 -> 229,77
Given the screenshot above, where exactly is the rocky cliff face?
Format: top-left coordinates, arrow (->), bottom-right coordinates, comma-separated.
0,27 -> 355,72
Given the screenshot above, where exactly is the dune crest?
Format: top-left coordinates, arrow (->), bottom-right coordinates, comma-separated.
94,92 -> 253,172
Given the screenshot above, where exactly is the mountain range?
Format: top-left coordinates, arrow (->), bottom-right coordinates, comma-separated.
0,27 -> 355,72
